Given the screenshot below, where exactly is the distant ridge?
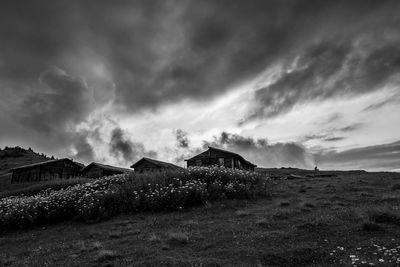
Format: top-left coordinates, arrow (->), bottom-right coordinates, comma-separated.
0,146 -> 53,173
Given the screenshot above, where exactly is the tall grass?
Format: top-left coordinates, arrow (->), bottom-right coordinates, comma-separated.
0,167 -> 269,229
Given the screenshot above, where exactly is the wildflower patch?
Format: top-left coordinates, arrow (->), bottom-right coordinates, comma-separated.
0,167 -> 269,229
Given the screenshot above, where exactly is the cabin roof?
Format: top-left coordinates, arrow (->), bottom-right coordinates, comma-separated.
11,158 -> 84,171
81,162 -> 133,173
130,157 -> 182,169
184,146 -> 257,167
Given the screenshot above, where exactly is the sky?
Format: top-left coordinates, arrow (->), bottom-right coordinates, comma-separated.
0,0 -> 399,171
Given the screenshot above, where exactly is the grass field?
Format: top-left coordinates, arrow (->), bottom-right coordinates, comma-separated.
1,170 -> 400,266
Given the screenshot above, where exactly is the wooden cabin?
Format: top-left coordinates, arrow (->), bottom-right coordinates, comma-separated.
81,162 -> 133,178
131,157 -> 182,173
185,146 -> 257,171
11,158 -> 83,183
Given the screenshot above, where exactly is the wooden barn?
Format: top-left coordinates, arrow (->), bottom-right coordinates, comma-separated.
81,162 -> 133,178
11,158 -> 83,183
131,157 -> 182,173
185,146 -> 257,171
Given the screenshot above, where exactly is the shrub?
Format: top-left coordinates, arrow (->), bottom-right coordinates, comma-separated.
0,167 -> 269,229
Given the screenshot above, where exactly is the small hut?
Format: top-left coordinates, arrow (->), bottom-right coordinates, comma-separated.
11,158 -> 83,183
130,157 -> 182,173
81,162 -> 133,178
185,146 -> 257,171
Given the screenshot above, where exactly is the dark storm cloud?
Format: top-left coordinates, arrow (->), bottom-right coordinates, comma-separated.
243,34 -> 400,122
109,127 -> 157,163
0,2 -> 76,83
175,129 -> 189,148
71,132 -> 95,163
0,0 -> 399,170
0,67 -> 95,162
0,65 -> 111,164
316,140 -> 400,171
2,0 -> 399,116
243,41 -> 352,121
111,0 -> 400,111
18,68 -> 93,134
203,132 -> 315,168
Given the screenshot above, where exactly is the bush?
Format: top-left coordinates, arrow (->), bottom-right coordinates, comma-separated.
0,167 -> 269,229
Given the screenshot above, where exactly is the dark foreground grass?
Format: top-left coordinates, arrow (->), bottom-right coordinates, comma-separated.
0,177 -> 91,199
1,171 -> 400,266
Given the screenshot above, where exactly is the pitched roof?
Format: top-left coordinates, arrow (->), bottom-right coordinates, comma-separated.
185,146 -> 257,167
81,162 -> 133,173
130,157 -> 182,169
11,158 -> 84,171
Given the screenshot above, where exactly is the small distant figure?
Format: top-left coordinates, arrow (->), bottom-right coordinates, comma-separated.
314,166 -> 319,172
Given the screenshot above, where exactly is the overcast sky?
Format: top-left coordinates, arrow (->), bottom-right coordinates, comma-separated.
0,0 -> 399,171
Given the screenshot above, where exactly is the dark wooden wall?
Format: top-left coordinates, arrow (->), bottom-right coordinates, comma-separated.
11,160 -> 82,183
82,165 -> 104,178
81,165 -> 124,178
134,161 -> 173,173
187,149 -> 255,171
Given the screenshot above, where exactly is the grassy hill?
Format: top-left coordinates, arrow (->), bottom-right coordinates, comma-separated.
1,170 -> 400,266
0,146 -> 52,191
0,146 -> 51,173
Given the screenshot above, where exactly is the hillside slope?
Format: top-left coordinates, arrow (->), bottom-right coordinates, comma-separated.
1,171 -> 400,266
0,146 -> 52,190
0,146 -> 52,173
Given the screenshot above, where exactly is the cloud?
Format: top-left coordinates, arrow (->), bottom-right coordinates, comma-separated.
2,1 -> 399,115
0,1 -> 399,172
302,134 -> 330,142
203,132 -> 315,168
300,122 -> 364,143
71,132 -> 95,163
324,137 -> 345,142
242,34 -> 400,122
175,129 -> 189,148
362,94 -> 400,111
315,140 -> 400,171
302,134 -> 345,142
338,123 -> 364,132
18,68 -> 93,134
302,126 -> 356,142
0,67 -> 98,162
109,127 -> 157,164
324,113 -> 343,124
